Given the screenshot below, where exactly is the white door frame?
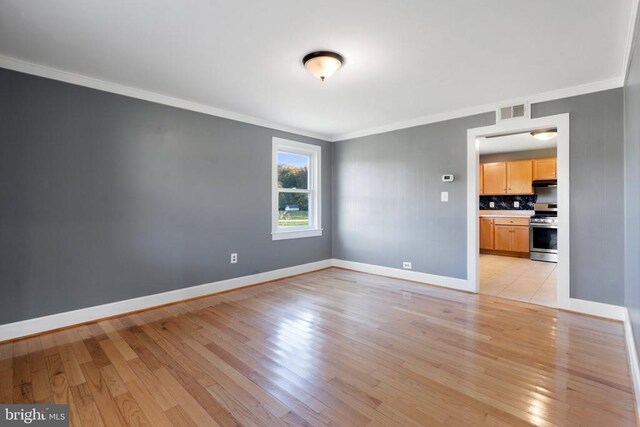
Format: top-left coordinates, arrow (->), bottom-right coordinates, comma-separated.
466,113 -> 570,309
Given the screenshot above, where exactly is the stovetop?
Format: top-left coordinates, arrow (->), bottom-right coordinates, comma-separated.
531,203 -> 558,224
531,213 -> 558,224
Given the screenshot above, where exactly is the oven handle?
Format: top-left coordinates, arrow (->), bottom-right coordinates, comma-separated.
530,224 -> 558,229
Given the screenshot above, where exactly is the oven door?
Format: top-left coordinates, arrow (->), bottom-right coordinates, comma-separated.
530,224 -> 558,253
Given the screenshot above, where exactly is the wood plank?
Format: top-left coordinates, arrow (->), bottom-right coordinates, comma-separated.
1,269 -> 636,426
0,342 -> 14,403
80,361 -> 127,426
153,367 -> 221,427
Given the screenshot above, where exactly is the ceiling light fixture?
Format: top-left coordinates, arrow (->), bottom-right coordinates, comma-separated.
530,128 -> 558,141
303,51 -> 344,82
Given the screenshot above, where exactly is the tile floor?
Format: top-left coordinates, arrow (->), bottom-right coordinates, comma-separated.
479,254 -> 557,307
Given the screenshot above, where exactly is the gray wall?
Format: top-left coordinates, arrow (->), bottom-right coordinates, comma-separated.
332,113 -> 494,279
0,68 -> 332,324
625,18 -> 640,356
532,89 -> 624,305
334,89 -> 625,305
479,148 -> 557,164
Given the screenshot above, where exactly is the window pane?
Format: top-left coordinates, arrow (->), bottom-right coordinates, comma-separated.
278,192 -> 309,227
277,151 -> 309,189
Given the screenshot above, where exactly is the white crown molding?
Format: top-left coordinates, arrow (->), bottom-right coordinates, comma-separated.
623,0 -> 640,84
332,76 -> 624,141
0,54 -> 627,144
0,259 -> 332,342
0,54 -> 331,142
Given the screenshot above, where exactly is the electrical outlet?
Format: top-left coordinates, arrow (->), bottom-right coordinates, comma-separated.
489,201 -> 495,208
230,253 -> 238,264
402,262 -> 412,269
514,201 -> 520,208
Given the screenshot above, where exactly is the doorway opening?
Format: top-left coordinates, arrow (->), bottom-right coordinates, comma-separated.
478,132 -> 557,305
467,114 -> 570,309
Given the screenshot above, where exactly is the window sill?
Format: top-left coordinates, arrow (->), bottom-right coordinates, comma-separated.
272,229 -> 323,241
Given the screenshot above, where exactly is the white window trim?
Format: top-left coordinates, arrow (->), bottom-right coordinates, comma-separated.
272,137 -> 322,240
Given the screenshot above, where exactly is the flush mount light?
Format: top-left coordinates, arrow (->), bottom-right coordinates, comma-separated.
302,51 -> 344,81
530,128 -> 558,141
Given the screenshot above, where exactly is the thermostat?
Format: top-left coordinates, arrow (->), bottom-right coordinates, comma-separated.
442,174 -> 455,182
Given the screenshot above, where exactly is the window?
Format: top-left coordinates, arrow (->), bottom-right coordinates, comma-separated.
272,138 -> 322,240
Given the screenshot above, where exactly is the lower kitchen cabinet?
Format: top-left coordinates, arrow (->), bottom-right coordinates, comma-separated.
480,217 -> 530,255
480,218 -> 494,250
494,225 -> 512,251
511,226 -> 530,252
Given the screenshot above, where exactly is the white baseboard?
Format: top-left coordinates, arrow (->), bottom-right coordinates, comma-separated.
331,259 -> 629,320
0,259 -> 332,342
0,257 -> 629,341
331,259 -> 473,292
624,308 -> 640,423
566,298 -> 627,321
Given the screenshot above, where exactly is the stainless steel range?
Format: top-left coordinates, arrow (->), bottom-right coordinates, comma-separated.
530,203 -> 558,263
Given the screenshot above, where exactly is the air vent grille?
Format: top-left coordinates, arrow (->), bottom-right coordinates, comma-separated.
497,102 -> 529,122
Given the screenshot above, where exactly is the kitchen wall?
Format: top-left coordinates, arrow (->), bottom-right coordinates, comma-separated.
0,68 -> 332,324
625,17 -> 640,357
334,88 -> 625,305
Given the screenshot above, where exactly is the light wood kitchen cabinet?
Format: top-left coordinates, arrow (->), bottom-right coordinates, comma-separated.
494,217 -> 530,226
533,157 -> 557,180
507,160 -> 533,195
480,157 -> 556,195
481,216 -> 530,256
493,225 -> 513,251
492,224 -> 529,253
482,162 -> 507,194
511,226 -> 530,252
479,218 -> 494,250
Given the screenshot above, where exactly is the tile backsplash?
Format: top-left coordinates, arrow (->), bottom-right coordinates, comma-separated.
480,195 -> 536,210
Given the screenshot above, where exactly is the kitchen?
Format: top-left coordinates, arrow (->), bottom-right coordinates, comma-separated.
478,129 -> 558,306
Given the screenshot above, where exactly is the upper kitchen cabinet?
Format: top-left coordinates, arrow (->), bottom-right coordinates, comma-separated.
507,160 -> 533,195
533,158 -> 557,181
482,162 -> 507,194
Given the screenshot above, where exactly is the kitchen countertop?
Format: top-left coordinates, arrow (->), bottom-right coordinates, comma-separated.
479,210 -> 534,218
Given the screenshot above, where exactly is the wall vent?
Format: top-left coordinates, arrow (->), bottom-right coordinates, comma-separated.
497,102 -> 530,122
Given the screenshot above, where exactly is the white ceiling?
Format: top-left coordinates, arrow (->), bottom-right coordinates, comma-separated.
479,133 -> 557,155
0,0 -> 634,141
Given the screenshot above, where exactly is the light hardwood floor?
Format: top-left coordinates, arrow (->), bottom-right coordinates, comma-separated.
0,268 -> 636,426
480,254 -> 558,307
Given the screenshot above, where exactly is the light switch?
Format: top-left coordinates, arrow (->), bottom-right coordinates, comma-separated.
441,191 -> 449,202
